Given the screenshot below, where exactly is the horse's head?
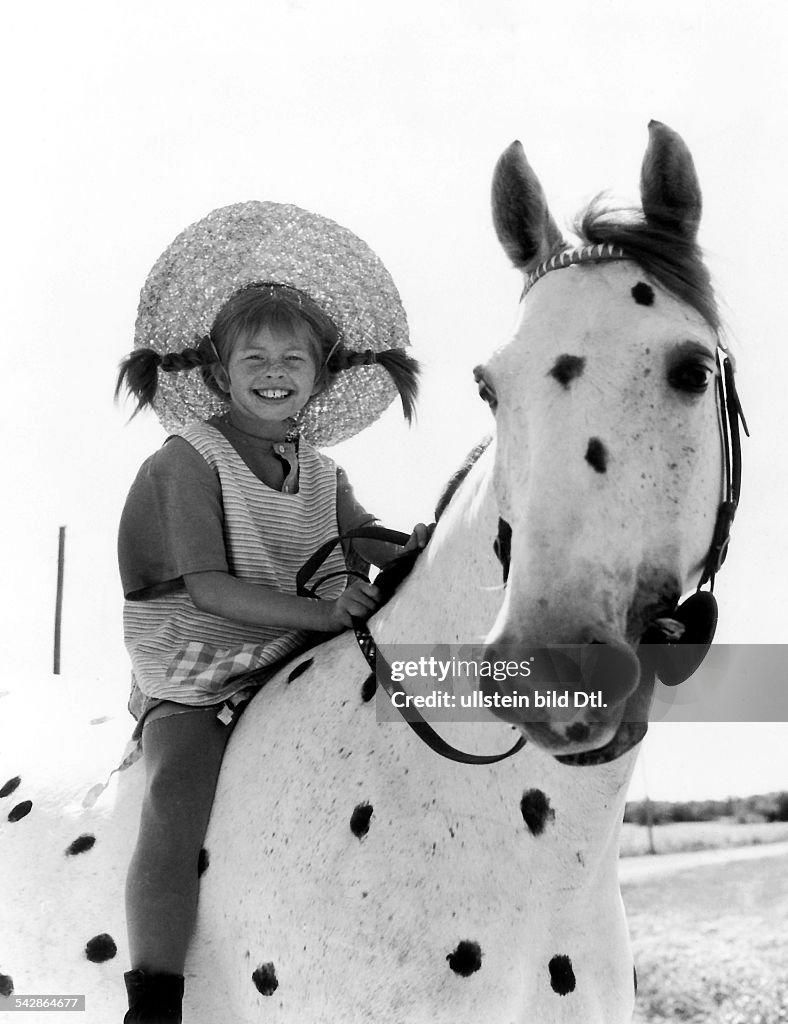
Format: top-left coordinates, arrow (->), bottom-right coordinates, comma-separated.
477,121 -> 734,761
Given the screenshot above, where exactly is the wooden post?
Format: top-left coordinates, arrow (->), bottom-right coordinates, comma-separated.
53,526 -> 66,675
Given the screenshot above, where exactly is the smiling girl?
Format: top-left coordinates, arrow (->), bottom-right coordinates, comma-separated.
114,203 -> 425,1023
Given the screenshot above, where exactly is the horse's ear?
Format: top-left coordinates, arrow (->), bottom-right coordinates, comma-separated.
492,141 -> 563,270
640,120 -> 702,242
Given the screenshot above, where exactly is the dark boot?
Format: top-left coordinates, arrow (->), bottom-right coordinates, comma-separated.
123,969 -> 184,1023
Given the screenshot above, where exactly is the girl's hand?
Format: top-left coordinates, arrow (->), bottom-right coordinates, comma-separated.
323,580 -> 382,631
402,522 -> 434,554
343,522 -> 435,574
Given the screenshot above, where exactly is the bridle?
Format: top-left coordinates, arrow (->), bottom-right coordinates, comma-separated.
297,246 -> 747,766
519,246 -> 748,690
520,244 -> 747,593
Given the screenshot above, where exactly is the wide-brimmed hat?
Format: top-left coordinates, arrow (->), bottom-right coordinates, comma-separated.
133,201 -> 412,447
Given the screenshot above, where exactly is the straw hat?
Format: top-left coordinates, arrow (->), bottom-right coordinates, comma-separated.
133,201 -> 412,447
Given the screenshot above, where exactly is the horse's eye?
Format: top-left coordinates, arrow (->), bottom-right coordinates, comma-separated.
477,380 -> 498,408
668,360 -> 714,394
473,367 -> 498,411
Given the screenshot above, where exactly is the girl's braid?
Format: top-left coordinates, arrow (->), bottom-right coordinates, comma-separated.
327,346 -> 419,423
327,348 -> 378,371
115,335 -> 218,417
159,345 -> 210,373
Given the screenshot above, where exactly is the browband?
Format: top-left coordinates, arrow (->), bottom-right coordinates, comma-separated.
522,243 -> 628,297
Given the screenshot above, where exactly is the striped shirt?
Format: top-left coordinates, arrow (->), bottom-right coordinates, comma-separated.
123,422 -> 349,711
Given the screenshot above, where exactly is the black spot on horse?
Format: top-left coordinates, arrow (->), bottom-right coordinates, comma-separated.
631,282 -> 655,306
0,973 -> 13,997
65,834 -> 96,856
360,673 -> 377,703
550,354 -> 586,388
0,776 -> 21,798
7,800 -> 32,823
350,803 -> 374,838
520,789 -> 555,836
287,658 -> 313,683
85,934 -> 117,963
252,962 -> 279,996
585,437 -> 608,473
198,848 -> 210,877
633,963 -> 638,994
549,954 -> 576,995
447,940 -> 483,976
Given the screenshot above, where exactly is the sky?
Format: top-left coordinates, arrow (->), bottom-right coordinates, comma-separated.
1,0 -> 786,801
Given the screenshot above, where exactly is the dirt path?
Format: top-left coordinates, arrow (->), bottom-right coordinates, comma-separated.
618,838 -> 788,884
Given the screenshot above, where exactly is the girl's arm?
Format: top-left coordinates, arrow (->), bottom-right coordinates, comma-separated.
335,466 -> 432,568
183,571 -> 380,633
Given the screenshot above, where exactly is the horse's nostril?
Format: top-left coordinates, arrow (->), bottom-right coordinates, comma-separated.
583,643 -> 639,704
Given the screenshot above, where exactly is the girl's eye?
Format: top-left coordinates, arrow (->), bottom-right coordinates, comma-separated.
668,360 -> 714,394
473,367 -> 498,411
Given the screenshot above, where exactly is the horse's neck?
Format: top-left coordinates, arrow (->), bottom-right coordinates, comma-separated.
373,449 -> 502,644
370,443 -> 638,840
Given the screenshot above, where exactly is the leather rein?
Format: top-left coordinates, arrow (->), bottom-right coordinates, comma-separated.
296,525 -> 526,765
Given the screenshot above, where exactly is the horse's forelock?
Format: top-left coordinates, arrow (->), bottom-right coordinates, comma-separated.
572,195 -> 721,334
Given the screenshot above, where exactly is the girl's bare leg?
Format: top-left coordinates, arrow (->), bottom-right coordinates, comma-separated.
125,707 -> 232,974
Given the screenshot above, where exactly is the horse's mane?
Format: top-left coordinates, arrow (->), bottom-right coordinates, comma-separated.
434,437 -> 492,521
568,195 -> 721,334
369,439 -> 493,606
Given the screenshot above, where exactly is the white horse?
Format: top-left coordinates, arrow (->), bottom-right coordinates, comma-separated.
0,121 -> 739,1023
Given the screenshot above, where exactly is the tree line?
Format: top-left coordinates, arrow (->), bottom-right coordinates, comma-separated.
624,791 -> 788,826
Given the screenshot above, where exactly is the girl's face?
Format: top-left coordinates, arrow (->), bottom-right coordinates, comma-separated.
219,323 -> 321,435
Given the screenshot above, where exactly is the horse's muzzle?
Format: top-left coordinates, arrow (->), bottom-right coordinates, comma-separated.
478,638 -> 642,756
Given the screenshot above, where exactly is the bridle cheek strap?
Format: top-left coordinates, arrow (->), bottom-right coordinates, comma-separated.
646,350 -> 748,687
700,353 -> 748,588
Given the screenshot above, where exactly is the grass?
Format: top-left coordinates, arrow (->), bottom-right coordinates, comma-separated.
620,820 -> 788,857
622,851 -> 788,1023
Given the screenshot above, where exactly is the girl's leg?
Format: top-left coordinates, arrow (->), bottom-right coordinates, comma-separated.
125,706 -> 232,974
